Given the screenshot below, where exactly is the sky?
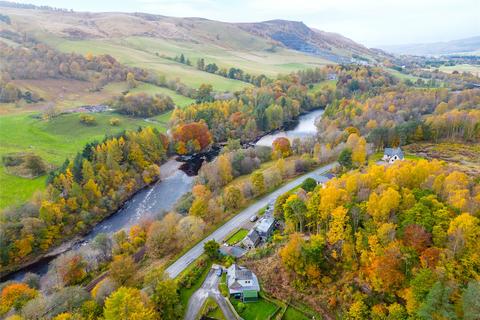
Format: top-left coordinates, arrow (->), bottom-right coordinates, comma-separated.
11,0 -> 480,47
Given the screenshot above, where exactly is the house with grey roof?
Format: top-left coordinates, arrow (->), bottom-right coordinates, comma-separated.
227,264 -> 260,302
255,216 -> 275,239
383,147 -> 404,164
243,229 -> 260,249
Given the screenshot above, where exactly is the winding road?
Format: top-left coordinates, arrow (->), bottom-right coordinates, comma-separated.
166,162 -> 337,279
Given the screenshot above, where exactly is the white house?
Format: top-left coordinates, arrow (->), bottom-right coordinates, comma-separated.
227,264 -> 260,302
383,147 -> 404,164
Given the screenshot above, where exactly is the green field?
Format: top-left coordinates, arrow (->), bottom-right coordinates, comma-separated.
0,112 -> 167,208
230,297 -> 279,320
225,228 -> 249,245
438,64 -> 480,75
42,37 -> 252,92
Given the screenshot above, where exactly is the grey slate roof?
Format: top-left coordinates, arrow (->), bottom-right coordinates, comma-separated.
256,216 -> 275,235
384,147 -> 404,159
227,264 -> 260,294
245,229 -> 260,244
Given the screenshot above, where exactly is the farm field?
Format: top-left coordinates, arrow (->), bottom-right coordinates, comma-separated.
438,64 -> 480,75
0,111 -> 168,208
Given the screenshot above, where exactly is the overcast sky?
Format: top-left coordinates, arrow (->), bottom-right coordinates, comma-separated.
12,0 -> 480,47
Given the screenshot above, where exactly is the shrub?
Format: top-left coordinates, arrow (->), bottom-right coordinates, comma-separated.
109,118 -> 121,126
79,114 -> 97,125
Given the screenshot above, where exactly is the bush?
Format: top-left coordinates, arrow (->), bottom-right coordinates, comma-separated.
300,177 -> 317,192
79,114 -> 97,125
237,302 -> 246,313
109,118 -> 121,126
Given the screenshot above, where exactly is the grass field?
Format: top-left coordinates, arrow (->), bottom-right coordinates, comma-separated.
201,297 -> 226,320
42,37 -> 252,92
225,228 -> 249,245
0,112 -> 167,208
438,64 -> 480,75
230,297 -> 279,320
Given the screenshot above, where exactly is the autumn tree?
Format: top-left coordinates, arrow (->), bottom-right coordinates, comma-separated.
103,287 -> 157,320
109,255 -> 136,286
272,137 -> 292,159
251,171 -> 265,196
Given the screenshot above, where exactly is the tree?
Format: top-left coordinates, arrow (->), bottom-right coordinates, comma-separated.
196,58 -> 205,70
223,185 -> 243,210
300,177 -> 317,192
103,287 -> 157,320
417,282 -> 456,320
462,281 -> 480,320
0,283 -> 37,315
151,279 -> 183,319
251,171 -> 265,196
57,253 -> 87,286
272,137 -> 292,159
176,216 -> 205,243
126,72 -> 137,89
204,240 -> 220,259
196,83 -> 214,103
338,148 -> 352,169
109,255 -> 136,286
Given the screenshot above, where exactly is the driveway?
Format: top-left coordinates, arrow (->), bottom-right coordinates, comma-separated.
166,162 -> 337,279
185,268 -> 237,320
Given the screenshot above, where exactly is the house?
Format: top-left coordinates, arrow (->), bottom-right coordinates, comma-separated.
243,229 -> 261,249
255,216 -> 275,239
383,147 -> 404,164
227,264 -> 260,302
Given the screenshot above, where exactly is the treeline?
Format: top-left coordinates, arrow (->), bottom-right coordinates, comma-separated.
173,53 -> 270,86
318,88 -> 480,148
0,42 -> 149,91
0,77 -> 42,103
0,127 -> 169,274
111,92 -> 175,117
273,160 -> 480,318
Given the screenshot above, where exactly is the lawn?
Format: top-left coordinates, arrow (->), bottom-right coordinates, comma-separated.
438,64 -> 480,75
0,112 -> 168,208
283,306 -> 311,320
225,228 -> 249,245
230,297 -> 279,320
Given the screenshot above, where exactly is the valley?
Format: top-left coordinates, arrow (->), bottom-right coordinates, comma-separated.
0,1 -> 479,320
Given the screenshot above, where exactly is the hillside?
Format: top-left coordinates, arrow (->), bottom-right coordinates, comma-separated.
0,4 -> 377,72
382,35 -> 480,56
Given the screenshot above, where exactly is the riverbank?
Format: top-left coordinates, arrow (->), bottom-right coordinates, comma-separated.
0,158 -> 190,281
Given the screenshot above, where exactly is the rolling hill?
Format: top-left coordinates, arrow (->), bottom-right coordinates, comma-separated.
382,36 -> 480,56
0,3 -> 377,76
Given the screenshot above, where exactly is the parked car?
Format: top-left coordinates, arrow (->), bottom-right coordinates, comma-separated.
250,215 -> 258,222
216,268 -> 223,277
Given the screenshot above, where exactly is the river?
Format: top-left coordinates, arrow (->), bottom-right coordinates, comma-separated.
2,108 -> 324,283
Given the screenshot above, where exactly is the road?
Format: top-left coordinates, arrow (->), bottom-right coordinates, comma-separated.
166,162 -> 337,279
185,268 -> 237,320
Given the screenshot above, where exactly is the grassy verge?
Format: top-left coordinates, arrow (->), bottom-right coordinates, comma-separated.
200,296 -> 226,320
225,228 -> 248,245
177,254 -> 212,308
